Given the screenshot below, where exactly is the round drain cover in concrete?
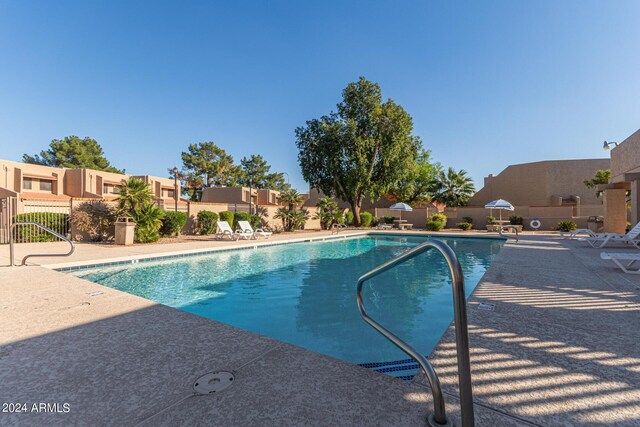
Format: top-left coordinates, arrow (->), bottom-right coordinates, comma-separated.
193,371 -> 235,394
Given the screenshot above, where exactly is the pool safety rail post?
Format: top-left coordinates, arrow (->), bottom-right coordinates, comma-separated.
9,221 -> 75,266
356,239 -> 474,427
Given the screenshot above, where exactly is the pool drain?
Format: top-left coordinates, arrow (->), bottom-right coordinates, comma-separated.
193,371 -> 235,394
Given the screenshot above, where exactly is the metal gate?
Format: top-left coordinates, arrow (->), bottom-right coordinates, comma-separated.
0,197 -> 17,244
0,197 -> 70,244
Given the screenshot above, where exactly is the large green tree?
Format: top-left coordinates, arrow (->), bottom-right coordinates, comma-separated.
180,142 -> 235,193
430,167 -> 476,207
295,77 -> 421,225
388,149 -> 441,206
23,136 -> 122,173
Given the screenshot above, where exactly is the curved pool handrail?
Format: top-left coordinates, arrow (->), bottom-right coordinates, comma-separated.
9,221 -> 75,266
356,239 -> 474,427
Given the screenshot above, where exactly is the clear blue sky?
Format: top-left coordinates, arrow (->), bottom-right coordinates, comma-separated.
1,1 -> 638,191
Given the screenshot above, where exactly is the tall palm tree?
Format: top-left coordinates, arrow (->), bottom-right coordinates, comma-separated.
430,167 -> 475,207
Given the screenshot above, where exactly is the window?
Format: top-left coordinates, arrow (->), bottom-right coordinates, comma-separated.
163,189 -> 175,198
22,178 -> 32,190
103,184 -> 110,194
113,185 -> 121,195
39,180 -> 52,192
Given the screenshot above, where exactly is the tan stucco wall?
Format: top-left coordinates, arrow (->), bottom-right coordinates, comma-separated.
469,159 -> 610,208
610,129 -> 640,182
201,187 -> 258,204
0,160 -> 67,196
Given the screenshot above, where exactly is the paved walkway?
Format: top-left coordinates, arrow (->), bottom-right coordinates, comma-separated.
1,231 -> 638,426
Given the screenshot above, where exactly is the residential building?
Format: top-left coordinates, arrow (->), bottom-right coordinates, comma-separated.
602,128 -> 640,233
201,186 -> 258,206
468,159 -> 610,214
257,189 -> 281,205
0,160 -> 69,199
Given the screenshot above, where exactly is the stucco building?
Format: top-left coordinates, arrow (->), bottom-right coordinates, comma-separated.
602,129 -> 640,233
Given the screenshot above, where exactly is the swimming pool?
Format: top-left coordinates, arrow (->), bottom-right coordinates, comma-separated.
73,235 -> 502,379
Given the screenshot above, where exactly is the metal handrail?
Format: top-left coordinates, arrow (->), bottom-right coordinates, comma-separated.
356,239 -> 474,427
9,221 -> 75,266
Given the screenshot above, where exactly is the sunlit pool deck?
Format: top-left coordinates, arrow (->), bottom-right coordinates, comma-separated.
1,231 -> 639,426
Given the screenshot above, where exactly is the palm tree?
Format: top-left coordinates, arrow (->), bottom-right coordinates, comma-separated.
278,188 -> 304,210
314,196 -> 339,230
117,177 -> 154,214
430,167 -> 475,207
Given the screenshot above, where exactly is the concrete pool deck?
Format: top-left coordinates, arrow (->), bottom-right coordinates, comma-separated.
1,231 -> 639,426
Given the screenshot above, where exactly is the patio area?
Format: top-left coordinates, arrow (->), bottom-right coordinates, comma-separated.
1,231 -> 639,426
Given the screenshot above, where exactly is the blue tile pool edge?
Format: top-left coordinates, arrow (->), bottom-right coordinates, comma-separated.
51,232 -> 506,273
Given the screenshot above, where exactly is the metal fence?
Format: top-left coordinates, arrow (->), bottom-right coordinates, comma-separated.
1,197 -> 71,244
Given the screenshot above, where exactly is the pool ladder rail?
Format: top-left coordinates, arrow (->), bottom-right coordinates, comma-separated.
9,221 -> 75,266
356,239 -> 474,427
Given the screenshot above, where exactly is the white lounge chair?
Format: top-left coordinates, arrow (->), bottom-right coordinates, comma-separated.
377,223 -> 393,230
560,228 -> 604,239
238,220 -> 272,239
600,252 -> 640,274
579,222 -> 640,249
215,221 -> 244,241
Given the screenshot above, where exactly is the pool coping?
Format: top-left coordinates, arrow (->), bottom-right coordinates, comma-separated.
47,230 -> 507,272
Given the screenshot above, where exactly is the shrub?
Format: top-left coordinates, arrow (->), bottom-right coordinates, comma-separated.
457,222 -> 473,230
14,212 -> 70,242
462,216 -> 473,223
486,215 -> 496,224
233,211 -> 251,229
219,211 -> 234,226
509,215 -> 523,225
555,220 -> 577,232
431,213 -> 447,223
359,212 -> 373,227
160,211 -> 187,237
250,214 -> 262,229
371,216 -> 380,227
69,202 -> 116,242
345,211 -> 354,225
426,219 -> 445,231
196,210 -> 218,235
383,215 -> 395,224
132,202 -> 164,243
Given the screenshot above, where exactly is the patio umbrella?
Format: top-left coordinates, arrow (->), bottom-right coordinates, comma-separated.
389,202 -> 413,221
484,199 -> 514,223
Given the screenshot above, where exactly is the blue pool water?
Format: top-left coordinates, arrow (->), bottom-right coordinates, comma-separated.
73,235 -> 502,379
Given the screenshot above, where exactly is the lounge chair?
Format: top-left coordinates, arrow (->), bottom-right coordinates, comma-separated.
600,252 -> 640,274
377,223 -> 393,230
215,221 -> 238,241
238,220 -> 272,239
560,228 -> 604,239
579,222 -> 640,249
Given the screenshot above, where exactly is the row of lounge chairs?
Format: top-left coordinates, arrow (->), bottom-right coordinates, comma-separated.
215,221 -> 272,241
562,222 -> 640,274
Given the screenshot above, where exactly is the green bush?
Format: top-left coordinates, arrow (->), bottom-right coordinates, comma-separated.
457,222 -> 473,230
509,215 -> 523,225
383,215 -> 395,224
555,220 -> 577,232
426,219 -> 445,231
371,216 -> 380,227
431,213 -> 447,223
359,212 -> 373,227
233,211 -> 251,229
219,211 -> 234,226
132,202 -> 164,243
486,215 -> 496,224
196,210 -> 218,235
462,216 -> 473,223
345,211 -> 354,225
13,212 -> 69,242
160,211 -> 187,237
250,214 -> 262,229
